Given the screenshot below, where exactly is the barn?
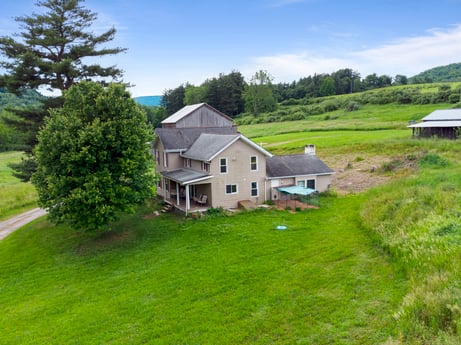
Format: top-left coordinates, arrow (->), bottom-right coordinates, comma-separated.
408,109 -> 461,139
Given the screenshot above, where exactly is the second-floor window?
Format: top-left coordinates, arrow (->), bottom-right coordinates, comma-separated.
220,157 -> 228,174
184,158 -> 191,168
155,150 -> 160,164
250,156 -> 258,171
163,152 -> 168,167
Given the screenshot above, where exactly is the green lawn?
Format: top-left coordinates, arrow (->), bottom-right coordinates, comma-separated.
0,196 -> 406,344
0,151 -> 37,220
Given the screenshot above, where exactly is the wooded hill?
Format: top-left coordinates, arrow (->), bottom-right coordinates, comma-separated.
409,62 -> 461,83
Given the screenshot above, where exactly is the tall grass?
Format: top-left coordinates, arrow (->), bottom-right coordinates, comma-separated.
0,151 -> 37,220
360,149 -> 461,343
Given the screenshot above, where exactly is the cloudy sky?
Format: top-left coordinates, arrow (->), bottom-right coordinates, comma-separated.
2,0 -> 461,96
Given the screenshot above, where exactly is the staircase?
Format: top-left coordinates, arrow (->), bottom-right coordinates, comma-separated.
161,203 -> 173,213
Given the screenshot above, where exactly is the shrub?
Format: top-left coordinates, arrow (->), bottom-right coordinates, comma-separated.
419,153 -> 449,168
344,101 -> 361,112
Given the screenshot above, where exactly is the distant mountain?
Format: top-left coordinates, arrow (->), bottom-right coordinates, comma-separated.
134,95 -> 162,107
410,62 -> 461,83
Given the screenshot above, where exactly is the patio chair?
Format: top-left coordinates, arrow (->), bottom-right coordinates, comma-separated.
196,194 -> 208,206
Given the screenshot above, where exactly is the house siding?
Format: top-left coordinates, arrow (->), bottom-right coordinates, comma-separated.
176,107 -> 233,128
209,139 -> 267,209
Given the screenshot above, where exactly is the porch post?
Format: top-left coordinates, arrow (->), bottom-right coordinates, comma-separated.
185,184 -> 190,216
176,183 -> 180,205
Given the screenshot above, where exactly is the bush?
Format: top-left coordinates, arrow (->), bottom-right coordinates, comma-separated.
344,101 -> 361,112
419,153 -> 449,168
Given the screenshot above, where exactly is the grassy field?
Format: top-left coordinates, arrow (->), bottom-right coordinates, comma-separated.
0,197 -> 407,344
0,151 -> 37,220
1,97 -> 461,343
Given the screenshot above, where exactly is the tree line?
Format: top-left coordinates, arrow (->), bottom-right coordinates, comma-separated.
160,68 -> 411,118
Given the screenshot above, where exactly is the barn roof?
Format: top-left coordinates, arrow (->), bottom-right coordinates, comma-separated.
422,109 -> 461,121
408,120 -> 461,128
161,103 -> 233,124
266,154 -> 334,178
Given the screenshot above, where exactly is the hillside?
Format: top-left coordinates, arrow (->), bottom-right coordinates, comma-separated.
410,62 -> 461,83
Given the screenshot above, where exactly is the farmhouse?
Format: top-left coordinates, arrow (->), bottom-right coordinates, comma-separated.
408,108 -> 461,139
153,103 -> 334,214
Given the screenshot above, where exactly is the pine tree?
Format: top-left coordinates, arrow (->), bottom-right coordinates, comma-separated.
0,0 -> 126,180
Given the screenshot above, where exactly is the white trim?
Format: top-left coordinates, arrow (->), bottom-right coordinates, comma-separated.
219,157 -> 228,174
225,184 -> 238,195
250,155 -> 258,171
250,181 -> 259,197
208,134 -> 273,162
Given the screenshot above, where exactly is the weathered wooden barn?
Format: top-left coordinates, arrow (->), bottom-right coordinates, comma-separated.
408,109 -> 461,139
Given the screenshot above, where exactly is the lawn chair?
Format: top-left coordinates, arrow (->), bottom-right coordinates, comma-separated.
196,194 -> 207,206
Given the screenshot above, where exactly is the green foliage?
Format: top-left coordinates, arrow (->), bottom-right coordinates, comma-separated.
244,70 -> 277,115
419,152 -> 449,168
32,82 -> 156,230
410,62 -> 461,83
0,0 -> 126,92
360,157 -> 461,342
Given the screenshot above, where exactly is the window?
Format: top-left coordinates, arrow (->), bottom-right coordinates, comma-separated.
201,162 -> 210,172
251,181 -> 258,196
297,179 -> 316,190
184,158 -> 191,168
250,156 -> 258,171
220,158 -> 228,174
155,150 -> 160,164
225,184 -> 238,194
163,152 -> 168,167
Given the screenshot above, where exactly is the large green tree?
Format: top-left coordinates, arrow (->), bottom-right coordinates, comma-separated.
244,70 -> 277,115
0,0 -> 126,180
32,82 -> 155,231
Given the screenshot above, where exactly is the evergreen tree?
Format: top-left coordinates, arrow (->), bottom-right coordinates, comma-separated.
0,0 -> 126,180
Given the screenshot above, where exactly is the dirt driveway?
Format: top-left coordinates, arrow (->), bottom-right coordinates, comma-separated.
0,208 -> 47,240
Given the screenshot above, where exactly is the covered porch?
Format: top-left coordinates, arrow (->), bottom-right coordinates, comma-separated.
159,168 -> 213,215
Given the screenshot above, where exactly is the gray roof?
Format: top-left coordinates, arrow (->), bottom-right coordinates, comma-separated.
266,154 -> 334,178
408,120 -> 461,128
422,109 -> 461,121
155,127 -> 238,151
161,168 -> 212,185
161,103 -> 233,124
182,133 -> 240,161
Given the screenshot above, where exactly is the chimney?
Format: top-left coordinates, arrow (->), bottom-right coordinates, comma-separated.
305,144 -> 316,155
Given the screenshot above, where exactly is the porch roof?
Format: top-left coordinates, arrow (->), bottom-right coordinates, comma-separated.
161,168 -> 213,185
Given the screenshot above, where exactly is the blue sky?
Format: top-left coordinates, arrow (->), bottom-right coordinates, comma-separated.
2,0 -> 461,96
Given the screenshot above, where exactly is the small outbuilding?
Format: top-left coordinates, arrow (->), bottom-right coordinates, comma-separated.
408,109 -> 461,139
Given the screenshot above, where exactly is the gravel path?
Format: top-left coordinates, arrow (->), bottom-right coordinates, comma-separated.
0,208 -> 47,240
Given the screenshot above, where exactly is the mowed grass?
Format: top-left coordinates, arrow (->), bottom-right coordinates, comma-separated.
0,151 -> 37,220
0,197 -> 406,344
238,103 -> 452,138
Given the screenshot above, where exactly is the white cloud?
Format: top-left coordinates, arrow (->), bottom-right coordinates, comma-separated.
244,24 -> 461,81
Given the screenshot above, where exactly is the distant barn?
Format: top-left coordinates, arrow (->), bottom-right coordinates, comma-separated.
408,109 -> 461,139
